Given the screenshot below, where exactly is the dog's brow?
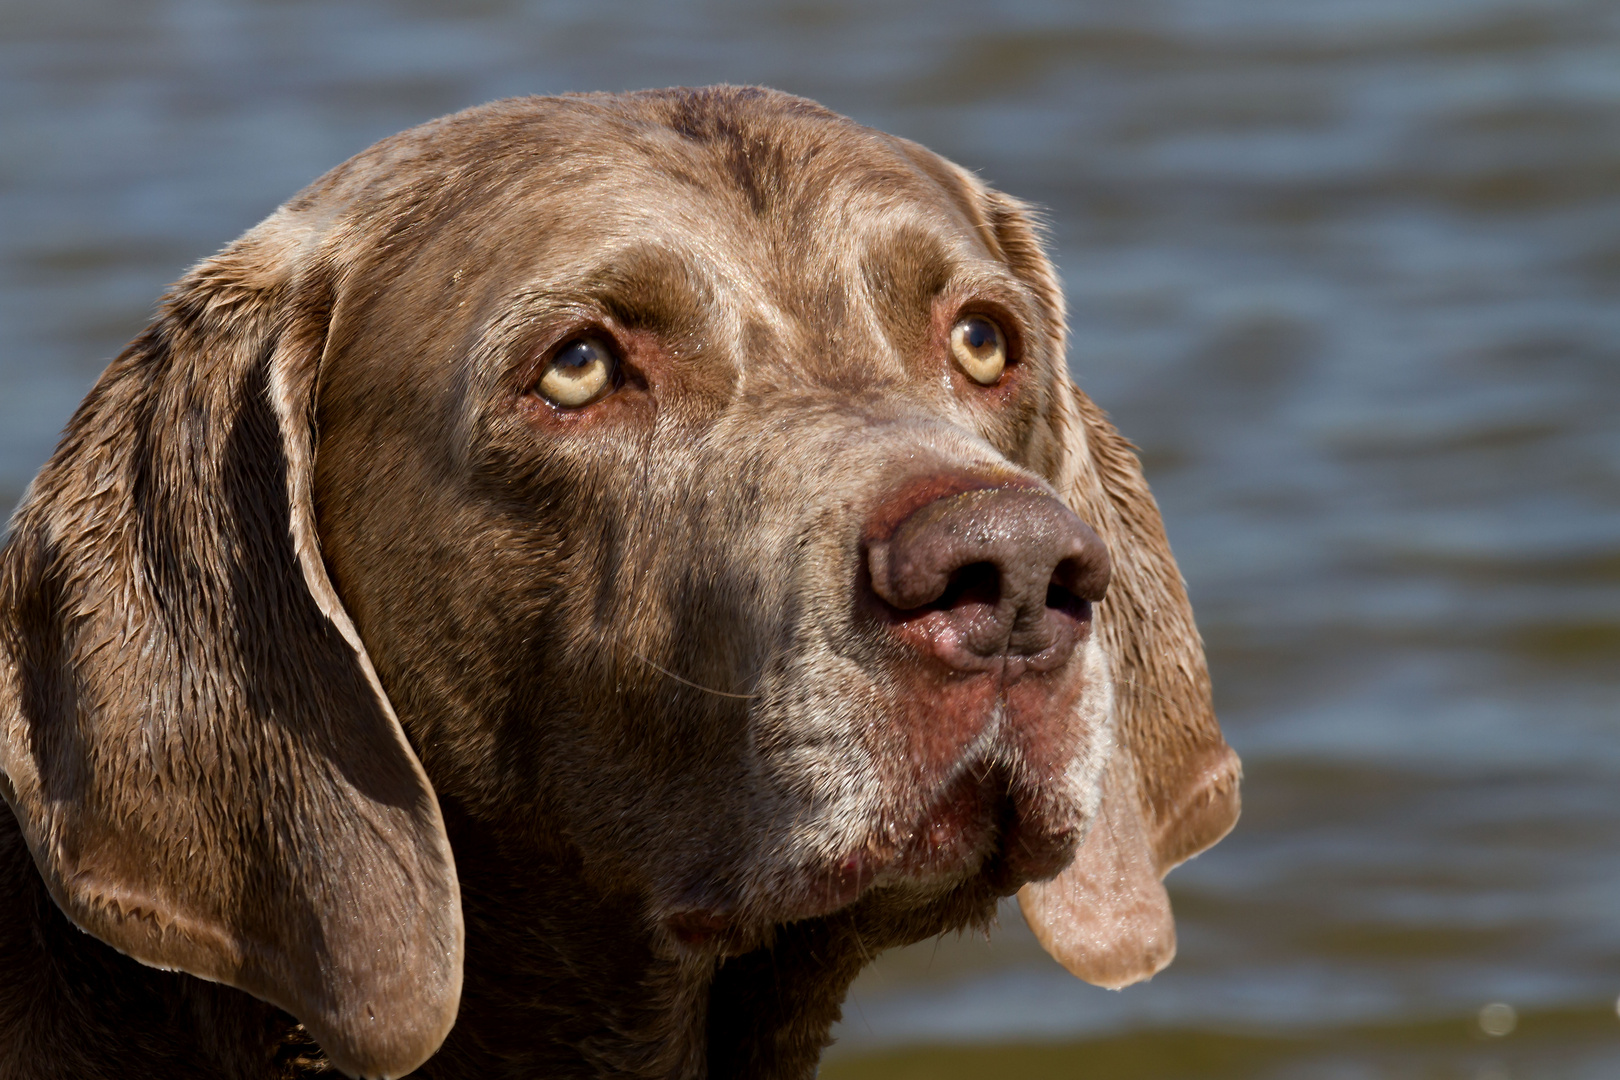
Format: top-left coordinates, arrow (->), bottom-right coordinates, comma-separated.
854,223 -> 1035,340
859,225 -> 955,316
582,243 -> 716,335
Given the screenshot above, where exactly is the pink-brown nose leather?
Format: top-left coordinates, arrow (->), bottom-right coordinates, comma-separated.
866,487 -> 1112,672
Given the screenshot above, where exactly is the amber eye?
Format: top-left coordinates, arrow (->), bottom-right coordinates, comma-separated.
949,315 -> 1007,385
537,337 -> 617,408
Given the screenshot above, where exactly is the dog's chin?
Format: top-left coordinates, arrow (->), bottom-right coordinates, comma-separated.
660,768 -> 1083,954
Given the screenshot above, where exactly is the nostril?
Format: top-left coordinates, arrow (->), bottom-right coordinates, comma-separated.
933,562 -> 1000,612
1052,550 -> 1110,605
1043,581 -> 1091,624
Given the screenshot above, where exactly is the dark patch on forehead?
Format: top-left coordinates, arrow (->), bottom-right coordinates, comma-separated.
863,226 -> 955,313
861,225 -> 957,363
641,86 -> 845,218
740,318 -> 778,364
660,86 -> 767,141
672,105 -> 774,216
646,85 -> 840,135
803,279 -> 848,338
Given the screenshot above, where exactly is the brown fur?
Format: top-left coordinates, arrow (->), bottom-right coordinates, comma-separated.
0,87 -> 1238,1079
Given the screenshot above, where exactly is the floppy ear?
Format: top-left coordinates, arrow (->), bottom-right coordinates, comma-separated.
1018,379 -> 1241,988
952,182 -> 1241,989
0,218 -> 463,1077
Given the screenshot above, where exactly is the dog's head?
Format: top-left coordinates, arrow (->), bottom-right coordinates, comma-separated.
0,88 -> 1238,1077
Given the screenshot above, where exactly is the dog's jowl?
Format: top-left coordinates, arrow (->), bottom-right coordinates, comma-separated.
0,87 -> 1239,1079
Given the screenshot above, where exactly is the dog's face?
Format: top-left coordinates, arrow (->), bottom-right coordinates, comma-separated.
314,89 -> 1107,941
0,88 -> 1238,1078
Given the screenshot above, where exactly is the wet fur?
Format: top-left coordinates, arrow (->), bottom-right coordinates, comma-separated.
0,88 -> 1238,1078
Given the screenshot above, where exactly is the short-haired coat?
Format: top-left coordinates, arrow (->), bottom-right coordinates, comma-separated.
0,87 -> 1238,1079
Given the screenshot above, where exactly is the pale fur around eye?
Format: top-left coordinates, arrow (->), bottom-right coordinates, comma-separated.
537,337 -> 617,407
949,316 -> 1007,385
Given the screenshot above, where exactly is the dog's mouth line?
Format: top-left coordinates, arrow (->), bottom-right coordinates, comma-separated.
648,612 -> 1098,951
659,759 -> 1086,950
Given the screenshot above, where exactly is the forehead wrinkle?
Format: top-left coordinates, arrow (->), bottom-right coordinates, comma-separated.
649,200 -> 837,399
836,174 -> 994,255
825,247 -> 904,381
730,189 -> 944,384
616,125 -> 972,380
836,210 -> 1028,381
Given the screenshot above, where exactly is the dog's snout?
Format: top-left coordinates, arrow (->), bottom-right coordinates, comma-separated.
866,486 -> 1111,673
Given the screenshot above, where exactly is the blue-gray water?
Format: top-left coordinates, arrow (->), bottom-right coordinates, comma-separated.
3,2 -> 1617,1076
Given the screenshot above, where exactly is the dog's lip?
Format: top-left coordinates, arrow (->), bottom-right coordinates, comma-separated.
676,769 -> 1080,936
784,771 -> 1082,919
657,777 -> 1084,952
657,776 -> 994,947
657,594 -> 1095,950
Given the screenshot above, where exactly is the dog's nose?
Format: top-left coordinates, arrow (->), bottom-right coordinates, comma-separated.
866,486 -> 1111,673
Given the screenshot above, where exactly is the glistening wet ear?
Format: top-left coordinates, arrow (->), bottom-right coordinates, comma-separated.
1017,378 -> 1242,988
912,155 -> 1243,988
0,217 -> 462,1078
1019,750 -> 1175,988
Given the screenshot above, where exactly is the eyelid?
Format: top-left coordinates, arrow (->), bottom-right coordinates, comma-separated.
518,319 -> 615,382
949,294 -> 1025,352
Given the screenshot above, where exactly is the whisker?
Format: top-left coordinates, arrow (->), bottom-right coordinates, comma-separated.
616,642 -> 761,701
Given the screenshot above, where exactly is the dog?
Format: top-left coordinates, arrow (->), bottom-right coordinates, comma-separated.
0,86 -> 1239,1078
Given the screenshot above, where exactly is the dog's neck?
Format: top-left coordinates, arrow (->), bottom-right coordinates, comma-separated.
426,800 -> 863,1080
0,795 -> 852,1079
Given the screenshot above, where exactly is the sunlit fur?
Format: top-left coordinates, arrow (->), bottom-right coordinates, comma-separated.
0,87 -> 1238,1079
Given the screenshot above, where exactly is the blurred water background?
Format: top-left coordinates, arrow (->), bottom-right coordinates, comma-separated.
3,1 -> 1618,1076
